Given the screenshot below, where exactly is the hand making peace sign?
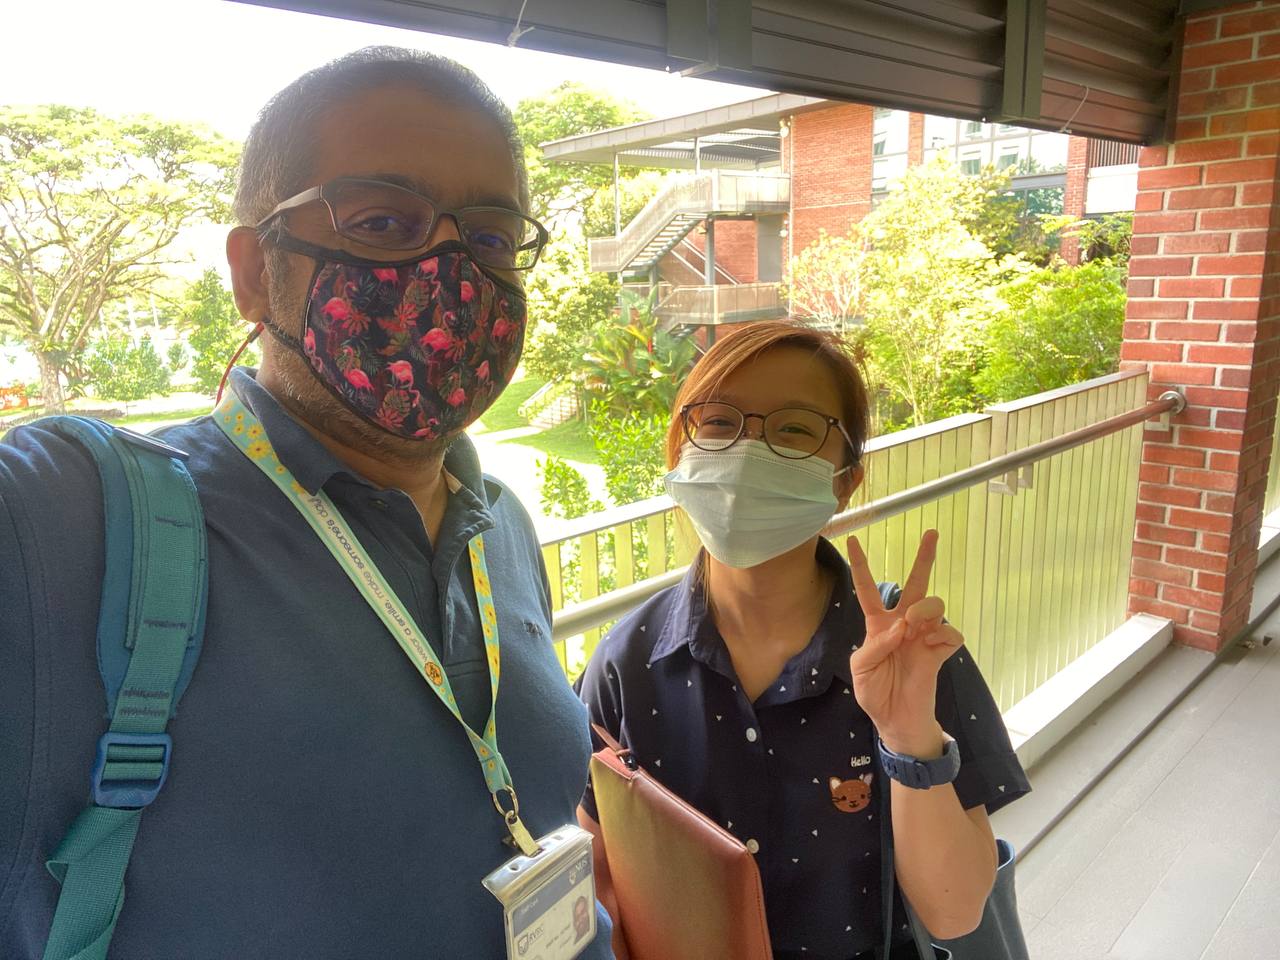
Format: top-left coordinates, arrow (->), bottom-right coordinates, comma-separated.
846,530 -> 965,754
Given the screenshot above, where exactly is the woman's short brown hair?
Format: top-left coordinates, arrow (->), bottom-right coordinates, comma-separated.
665,320 -> 871,470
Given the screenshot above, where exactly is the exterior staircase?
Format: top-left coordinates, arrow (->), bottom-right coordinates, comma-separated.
520,383 -> 581,429
667,238 -> 739,285
589,171 -> 790,275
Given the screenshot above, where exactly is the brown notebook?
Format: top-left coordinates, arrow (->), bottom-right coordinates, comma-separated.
589,725 -> 774,960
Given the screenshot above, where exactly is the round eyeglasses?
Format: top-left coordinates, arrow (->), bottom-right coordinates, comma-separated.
256,177 -> 549,271
681,401 -> 858,462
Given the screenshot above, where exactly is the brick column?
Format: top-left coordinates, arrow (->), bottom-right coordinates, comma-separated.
789,103 -> 874,252
908,113 -> 925,167
1059,135 -> 1091,263
1121,0 -> 1280,651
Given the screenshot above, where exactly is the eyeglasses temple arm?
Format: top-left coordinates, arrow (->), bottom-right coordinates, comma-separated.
254,186 -> 325,229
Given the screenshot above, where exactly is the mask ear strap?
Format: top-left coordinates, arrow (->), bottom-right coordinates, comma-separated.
215,322 -> 265,403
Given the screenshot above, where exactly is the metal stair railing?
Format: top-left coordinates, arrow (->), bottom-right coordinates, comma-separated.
672,238 -> 739,285
589,172 -> 790,274
590,174 -> 712,273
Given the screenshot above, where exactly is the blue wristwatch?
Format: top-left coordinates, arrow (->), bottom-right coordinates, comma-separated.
876,735 -> 961,789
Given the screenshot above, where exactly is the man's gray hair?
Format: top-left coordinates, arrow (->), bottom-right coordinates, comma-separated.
233,45 -> 528,227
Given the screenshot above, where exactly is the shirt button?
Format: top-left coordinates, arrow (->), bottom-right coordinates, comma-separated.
746,839 -> 760,854
745,727 -> 758,743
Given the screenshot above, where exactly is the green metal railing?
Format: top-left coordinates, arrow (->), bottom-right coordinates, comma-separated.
540,496 -> 696,678
542,370 -> 1167,712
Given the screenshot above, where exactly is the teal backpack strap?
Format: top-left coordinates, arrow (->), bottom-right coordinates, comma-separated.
39,418 -> 208,960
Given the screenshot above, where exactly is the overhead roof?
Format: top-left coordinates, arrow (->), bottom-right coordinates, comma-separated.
234,0 -> 1221,145
542,93 -> 829,169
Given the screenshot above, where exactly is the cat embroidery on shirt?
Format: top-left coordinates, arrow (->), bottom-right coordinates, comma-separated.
829,774 -> 873,813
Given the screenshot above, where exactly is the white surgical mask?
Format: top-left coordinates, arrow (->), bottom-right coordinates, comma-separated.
664,440 -> 845,568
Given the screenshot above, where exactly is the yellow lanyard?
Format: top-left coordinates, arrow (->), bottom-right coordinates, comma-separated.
215,393 -> 540,855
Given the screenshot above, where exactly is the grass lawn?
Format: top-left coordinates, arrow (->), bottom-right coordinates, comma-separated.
472,374 -> 545,434
0,400 -> 44,421
110,406 -> 213,427
507,417 -> 598,464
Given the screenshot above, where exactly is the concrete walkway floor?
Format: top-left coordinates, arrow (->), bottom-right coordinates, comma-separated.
1017,609 -> 1280,960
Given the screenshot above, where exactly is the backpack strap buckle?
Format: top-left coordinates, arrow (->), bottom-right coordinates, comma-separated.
90,731 -> 173,809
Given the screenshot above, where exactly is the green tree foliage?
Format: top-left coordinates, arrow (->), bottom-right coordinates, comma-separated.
0,105 -> 238,412
581,294 -> 696,421
539,454 -> 603,520
786,159 -> 1131,431
582,172 -> 664,239
85,333 -> 171,409
180,269 -> 258,394
587,398 -> 669,506
858,157 -> 1030,427
975,259 -> 1127,403
784,230 -> 869,331
522,238 -> 619,384
514,86 -> 655,399
513,84 -> 648,228
960,160 -> 1064,266
1071,212 -> 1133,263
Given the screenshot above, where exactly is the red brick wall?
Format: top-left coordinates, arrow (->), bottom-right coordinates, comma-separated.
681,220 -> 758,282
908,113 -> 925,166
1060,135 -> 1091,264
659,249 -> 703,286
1121,0 -> 1280,651
789,103 -> 875,253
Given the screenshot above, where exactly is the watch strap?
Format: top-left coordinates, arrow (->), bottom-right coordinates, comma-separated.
876,735 -> 960,789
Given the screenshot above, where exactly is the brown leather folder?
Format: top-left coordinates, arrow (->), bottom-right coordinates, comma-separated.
589,724 -> 773,960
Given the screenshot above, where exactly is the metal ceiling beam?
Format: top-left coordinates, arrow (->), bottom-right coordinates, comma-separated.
667,0 -> 753,72
1001,0 -> 1048,124
1179,0 -> 1251,12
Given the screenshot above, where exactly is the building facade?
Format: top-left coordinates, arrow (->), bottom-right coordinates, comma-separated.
544,95 -> 1141,336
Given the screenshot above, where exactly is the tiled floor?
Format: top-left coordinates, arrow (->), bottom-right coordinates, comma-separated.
1017,615 -> 1280,960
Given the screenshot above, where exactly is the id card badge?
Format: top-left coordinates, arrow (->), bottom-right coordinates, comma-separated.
483,824 -> 597,960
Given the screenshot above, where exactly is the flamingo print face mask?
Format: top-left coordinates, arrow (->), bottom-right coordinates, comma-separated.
265,237 -> 526,441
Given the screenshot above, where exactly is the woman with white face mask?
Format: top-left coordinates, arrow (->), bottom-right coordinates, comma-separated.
576,321 -> 1029,960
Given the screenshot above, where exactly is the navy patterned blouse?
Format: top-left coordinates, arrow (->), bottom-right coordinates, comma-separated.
577,538 -> 1030,960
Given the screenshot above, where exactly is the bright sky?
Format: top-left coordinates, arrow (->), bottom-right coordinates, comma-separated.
1,0 -> 768,138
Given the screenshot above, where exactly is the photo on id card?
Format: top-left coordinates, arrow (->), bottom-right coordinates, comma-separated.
484,826 -> 597,960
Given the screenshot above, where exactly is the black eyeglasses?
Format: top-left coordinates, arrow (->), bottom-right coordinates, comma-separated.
681,401 -> 859,462
256,177 -> 549,271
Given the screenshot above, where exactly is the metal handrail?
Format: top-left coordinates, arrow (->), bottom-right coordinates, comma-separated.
589,171 -> 790,272
655,283 -> 786,327
591,174 -> 712,272
551,389 -> 1185,641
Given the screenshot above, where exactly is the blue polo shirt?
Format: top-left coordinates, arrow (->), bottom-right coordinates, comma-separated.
0,369 -> 613,959
577,539 -> 1029,960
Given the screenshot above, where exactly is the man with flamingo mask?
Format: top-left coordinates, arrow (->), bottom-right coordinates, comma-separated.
0,47 -> 614,960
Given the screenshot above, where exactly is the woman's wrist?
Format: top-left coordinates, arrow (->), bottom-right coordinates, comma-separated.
878,721 -> 947,760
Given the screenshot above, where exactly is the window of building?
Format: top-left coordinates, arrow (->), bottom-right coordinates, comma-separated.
960,157 -> 982,175
998,151 -> 1020,170
874,107 -> 893,120
997,122 -> 1021,135
873,135 -> 886,156
964,120 -> 985,138
1030,132 -> 1070,173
